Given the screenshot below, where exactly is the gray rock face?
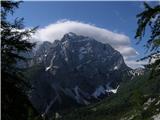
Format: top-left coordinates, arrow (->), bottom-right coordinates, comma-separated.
28,32 -> 131,115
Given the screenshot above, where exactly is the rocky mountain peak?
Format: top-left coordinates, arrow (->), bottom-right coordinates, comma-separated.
28,32 -> 131,116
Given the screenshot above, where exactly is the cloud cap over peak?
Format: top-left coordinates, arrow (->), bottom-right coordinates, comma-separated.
32,20 -> 139,68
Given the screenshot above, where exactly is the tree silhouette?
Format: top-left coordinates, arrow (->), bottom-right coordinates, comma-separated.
135,2 -> 160,76
1,1 -> 40,120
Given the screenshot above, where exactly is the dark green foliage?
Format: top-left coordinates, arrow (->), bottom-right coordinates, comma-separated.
135,2 -> 160,50
1,1 -> 40,120
62,73 -> 160,120
135,2 -> 160,76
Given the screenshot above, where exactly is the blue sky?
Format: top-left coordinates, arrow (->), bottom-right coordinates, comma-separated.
10,1 -> 159,68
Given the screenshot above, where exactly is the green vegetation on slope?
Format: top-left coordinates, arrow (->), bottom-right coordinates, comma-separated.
61,73 -> 160,120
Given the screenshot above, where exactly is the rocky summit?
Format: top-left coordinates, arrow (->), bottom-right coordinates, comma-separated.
27,32 -> 131,116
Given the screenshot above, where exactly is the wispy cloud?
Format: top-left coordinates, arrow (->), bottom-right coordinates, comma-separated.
32,20 -> 141,68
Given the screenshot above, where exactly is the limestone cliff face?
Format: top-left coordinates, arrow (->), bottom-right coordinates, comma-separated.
28,32 -> 131,115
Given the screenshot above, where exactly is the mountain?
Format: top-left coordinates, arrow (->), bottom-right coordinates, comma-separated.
25,32 -> 132,117
129,67 -> 145,80
62,72 -> 160,120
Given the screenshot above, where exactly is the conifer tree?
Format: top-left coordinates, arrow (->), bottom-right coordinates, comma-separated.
1,1 -> 40,120
135,2 -> 160,76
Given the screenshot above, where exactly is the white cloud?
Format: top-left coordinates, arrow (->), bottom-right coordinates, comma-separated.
125,59 -> 148,69
32,20 -> 140,68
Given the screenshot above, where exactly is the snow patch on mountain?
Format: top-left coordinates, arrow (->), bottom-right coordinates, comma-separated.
45,66 -> 51,71
106,85 -> 120,94
92,84 -> 120,98
114,66 -> 118,70
45,54 -> 56,71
